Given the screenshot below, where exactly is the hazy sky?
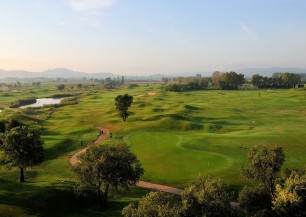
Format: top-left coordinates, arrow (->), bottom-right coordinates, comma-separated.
0,0 -> 306,75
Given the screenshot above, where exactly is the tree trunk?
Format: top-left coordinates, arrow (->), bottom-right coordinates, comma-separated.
19,167 -> 25,182
97,185 -> 102,206
102,184 -> 109,205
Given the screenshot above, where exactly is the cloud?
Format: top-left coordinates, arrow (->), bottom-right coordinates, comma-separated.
68,0 -> 116,12
241,23 -> 259,40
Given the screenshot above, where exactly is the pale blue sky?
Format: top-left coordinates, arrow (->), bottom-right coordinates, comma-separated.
0,0 -> 305,75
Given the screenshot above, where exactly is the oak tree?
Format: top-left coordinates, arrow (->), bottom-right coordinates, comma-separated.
2,124 -> 44,182
73,142 -> 143,205
181,174 -> 233,217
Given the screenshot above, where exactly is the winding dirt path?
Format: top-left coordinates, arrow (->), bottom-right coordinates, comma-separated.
69,127 -> 240,208
69,127 -> 183,195
70,127 -> 109,165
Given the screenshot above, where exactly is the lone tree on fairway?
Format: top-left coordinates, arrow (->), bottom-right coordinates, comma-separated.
2,124 -> 44,182
73,142 -> 143,206
115,94 -> 133,121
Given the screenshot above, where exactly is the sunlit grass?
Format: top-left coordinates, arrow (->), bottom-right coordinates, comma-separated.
0,83 -> 305,216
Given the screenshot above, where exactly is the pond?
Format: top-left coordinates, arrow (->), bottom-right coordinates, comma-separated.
20,98 -> 66,108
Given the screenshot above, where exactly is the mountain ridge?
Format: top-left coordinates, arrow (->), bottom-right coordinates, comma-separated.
0,67 -> 305,79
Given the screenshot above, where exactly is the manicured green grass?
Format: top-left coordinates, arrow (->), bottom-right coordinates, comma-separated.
0,83 -> 305,215
128,132 -> 233,185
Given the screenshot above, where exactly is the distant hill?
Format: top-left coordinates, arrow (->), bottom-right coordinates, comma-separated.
0,69 -> 37,78
0,68 -> 117,79
1,67 -> 305,80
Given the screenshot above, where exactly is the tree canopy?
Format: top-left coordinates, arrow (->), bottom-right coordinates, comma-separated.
241,145 -> 285,197
115,94 -> 134,121
56,84 -> 65,90
218,71 -> 245,90
122,192 -> 181,217
0,120 -> 5,133
73,142 -> 143,205
251,73 -> 302,89
273,170 -> 306,216
239,186 -> 273,217
166,77 -> 210,92
2,124 -> 44,182
181,174 -> 233,217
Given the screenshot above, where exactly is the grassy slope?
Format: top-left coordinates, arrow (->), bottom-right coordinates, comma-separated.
0,84 -> 305,216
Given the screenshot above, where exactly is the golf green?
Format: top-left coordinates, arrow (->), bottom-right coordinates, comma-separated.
128,132 -> 233,184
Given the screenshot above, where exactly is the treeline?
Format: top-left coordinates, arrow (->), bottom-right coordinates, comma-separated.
164,71 -> 305,92
165,77 -> 210,92
251,72 -> 304,89
87,76 -> 125,89
54,77 -> 125,91
212,71 -> 245,90
165,71 -> 245,92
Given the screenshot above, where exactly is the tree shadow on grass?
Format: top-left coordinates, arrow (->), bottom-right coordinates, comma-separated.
44,139 -> 76,160
0,179 -> 147,217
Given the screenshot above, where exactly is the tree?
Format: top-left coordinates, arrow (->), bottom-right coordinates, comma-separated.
272,170 -> 306,216
2,124 -> 44,182
0,121 -> 5,146
32,81 -> 41,87
57,84 -> 65,90
181,174 -> 233,217
197,77 -> 210,90
0,120 -> 5,133
122,192 -> 181,217
211,71 -> 222,88
115,94 -> 134,121
251,74 -> 264,88
6,119 -> 24,131
104,77 -> 116,89
73,142 -> 143,206
241,145 -> 285,198
219,71 -> 245,90
239,186 -> 273,217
